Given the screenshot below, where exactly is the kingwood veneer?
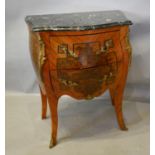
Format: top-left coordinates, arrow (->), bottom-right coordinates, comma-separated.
25,10 -> 132,148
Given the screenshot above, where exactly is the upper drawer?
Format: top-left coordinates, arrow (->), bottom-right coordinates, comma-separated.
48,31 -> 122,70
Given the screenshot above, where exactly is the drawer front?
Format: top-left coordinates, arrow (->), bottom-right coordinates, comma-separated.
49,54 -> 121,99
48,31 -> 122,70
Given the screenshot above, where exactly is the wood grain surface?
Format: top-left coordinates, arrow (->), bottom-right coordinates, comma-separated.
28,25 -> 131,148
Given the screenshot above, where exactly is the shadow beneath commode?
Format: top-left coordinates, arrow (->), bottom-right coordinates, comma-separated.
57,95 -> 148,144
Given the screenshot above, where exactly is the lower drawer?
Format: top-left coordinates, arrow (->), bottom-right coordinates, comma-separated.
49,62 -> 119,99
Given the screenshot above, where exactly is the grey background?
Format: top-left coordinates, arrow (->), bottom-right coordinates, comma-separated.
6,0 -> 150,101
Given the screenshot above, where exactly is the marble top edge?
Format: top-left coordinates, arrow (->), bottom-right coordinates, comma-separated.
25,10 -> 132,32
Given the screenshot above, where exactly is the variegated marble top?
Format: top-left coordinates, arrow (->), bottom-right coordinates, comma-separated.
25,10 -> 132,31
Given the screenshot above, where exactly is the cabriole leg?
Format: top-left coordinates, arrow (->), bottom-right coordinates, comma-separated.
42,63 -> 59,148
47,94 -> 58,148
113,86 -> 128,131
109,88 -> 115,106
39,86 -> 47,119
111,53 -> 129,131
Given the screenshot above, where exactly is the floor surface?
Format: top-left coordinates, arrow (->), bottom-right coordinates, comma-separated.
6,93 -> 150,155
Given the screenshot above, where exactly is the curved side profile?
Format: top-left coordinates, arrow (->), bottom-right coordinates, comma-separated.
28,25 -> 132,148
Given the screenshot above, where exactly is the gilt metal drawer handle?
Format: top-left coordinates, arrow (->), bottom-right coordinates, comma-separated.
59,79 -> 78,87
58,44 -> 78,58
98,72 -> 115,84
68,50 -> 78,58
98,39 -> 114,54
